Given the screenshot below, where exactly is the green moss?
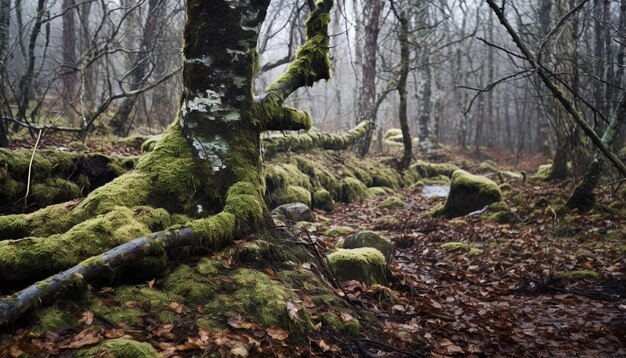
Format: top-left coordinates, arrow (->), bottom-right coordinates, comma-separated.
270,185 -> 311,208
203,268 -> 313,342
29,178 -> 80,206
327,248 -> 387,285
339,177 -> 370,203
0,206 -> 167,284
367,186 -> 394,196
162,261 -> 220,303
343,231 -> 393,260
0,214 -> 29,241
479,160 -> 498,172
313,188 -> 334,211
294,156 -> 338,195
76,338 -> 158,358
422,175 -> 451,185
499,170 -> 524,181
380,197 -> 405,209
324,226 -> 355,237
345,164 -> 373,187
319,312 -> 360,335
532,164 -> 552,181
441,242 -> 471,252
32,305 -> 78,333
441,170 -> 503,218
384,128 -> 402,140
411,161 -> 459,178
499,183 -> 512,192
554,270 -> 599,281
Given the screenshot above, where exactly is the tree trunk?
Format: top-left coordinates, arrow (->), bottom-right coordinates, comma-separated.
62,0 -> 77,122
396,10 -> 411,170
110,0 -> 166,136
355,0 -> 383,157
0,0 -> 9,146
567,95 -> 626,211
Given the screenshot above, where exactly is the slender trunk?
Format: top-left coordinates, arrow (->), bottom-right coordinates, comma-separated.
0,0 -> 9,147
396,11 -> 411,170
79,0 -> 95,115
418,55 -> 432,151
568,95 -> 626,211
62,0 -> 77,122
111,0 -> 166,136
355,0 -> 383,157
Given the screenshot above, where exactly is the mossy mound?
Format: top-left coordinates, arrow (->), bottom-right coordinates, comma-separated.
327,248 -> 387,285
269,185 -> 312,208
324,226 -> 355,237
380,197 -> 405,209
313,189 -> 334,211
368,186 -> 394,196
479,160 -> 499,172
76,338 -> 158,358
343,231 -> 393,260
440,170 -> 503,218
0,148 -> 137,214
411,161 -> 459,178
531,164 -> 552,181
339,177 -> 370,203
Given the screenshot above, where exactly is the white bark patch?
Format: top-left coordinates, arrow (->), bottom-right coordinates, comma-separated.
192,135 -> 229,172
182,89 -> 221,117
183,56 -> 213,67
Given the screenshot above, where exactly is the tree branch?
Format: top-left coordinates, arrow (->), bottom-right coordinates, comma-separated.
486,0 -> 626,177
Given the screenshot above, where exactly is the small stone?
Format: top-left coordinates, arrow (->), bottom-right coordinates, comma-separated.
271,202 -> 312,223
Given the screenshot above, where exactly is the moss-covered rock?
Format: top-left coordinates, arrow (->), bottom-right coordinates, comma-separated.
440,170 -> 503,218
269,185 -> 311,208
312,188 -> 334,211
411,161 -> 459,178
343,231 -> 393,260
367,186 -> 394,196
338,177 -> 370,203
76,338 -> 158,358
479,160 -> 499,172
327,248 -> 387,285
324,226 -> 355,237
271,202 -> 313,222
531,163 -> 552,181
380,197 -> 405,209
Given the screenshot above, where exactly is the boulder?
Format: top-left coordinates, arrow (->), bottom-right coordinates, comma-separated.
327,248 -> 387,285
343,231 -> 393,260
441,170 -> 503,218
271,202 -> 312,223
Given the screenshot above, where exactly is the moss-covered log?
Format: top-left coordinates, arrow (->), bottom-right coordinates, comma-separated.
263,120 -> 371,158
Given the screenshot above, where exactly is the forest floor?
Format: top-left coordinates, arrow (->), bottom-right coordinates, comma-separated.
1,140 -> 625,357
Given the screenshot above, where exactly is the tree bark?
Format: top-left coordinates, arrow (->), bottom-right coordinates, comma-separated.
567,95 -> 626,211
355,0 -> 383,157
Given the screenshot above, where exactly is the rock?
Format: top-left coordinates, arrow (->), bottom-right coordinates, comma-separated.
411,160 -> 459,178
271,202 -> 312,223
441,170 -> 503,218
327,248 -> 387,285
479,160 -> 498,172
343,231 -> 393,260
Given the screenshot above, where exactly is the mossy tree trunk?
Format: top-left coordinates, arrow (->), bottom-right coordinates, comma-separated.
0,0 -> 336,326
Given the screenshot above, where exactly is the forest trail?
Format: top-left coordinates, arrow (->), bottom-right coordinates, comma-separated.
314,183 -> 625,356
